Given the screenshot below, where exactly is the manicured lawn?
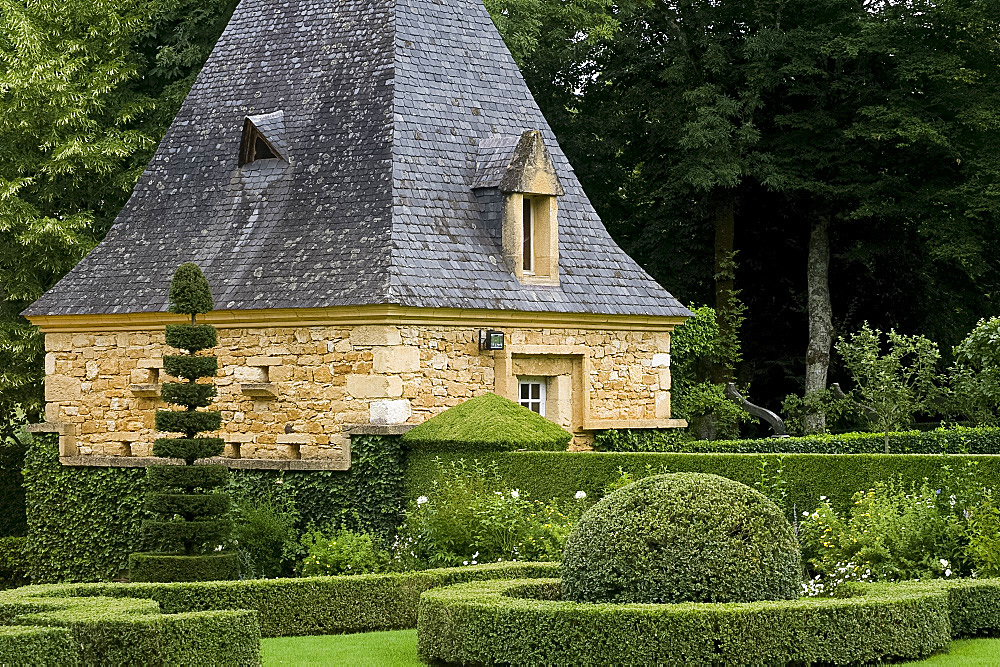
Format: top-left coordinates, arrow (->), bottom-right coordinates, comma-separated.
262,629 -> 421,666
899,638 -> 1000,665
263,631 -> 1000,666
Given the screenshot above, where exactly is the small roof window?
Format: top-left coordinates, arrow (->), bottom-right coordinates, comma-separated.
238,110 -> 287,166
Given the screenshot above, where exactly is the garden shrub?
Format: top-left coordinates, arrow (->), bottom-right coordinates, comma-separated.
561,473 -> 800,603
0,537 -> 27,589
800,480 -> 967,592
596,426 -> 1000,454
300,528 -> 388,576
400,392 -> 572,452
417,578 -> 953,666
15,561 -> 559,639
396,459 -> 588,568
23,432 -> 404,583
406,449 -> 1000,522
132,262 -> 236,582
232,495 -> 300,579
0,586 -> 259,665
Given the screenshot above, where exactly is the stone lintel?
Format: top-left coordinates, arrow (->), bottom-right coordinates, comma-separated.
26,422 -> 67,434
136,358 -> 164,369
581,418 -> 688,431
247,356 -> 283,367
130,384 -> 160,397
347,424 -> 415,436
59,456 -> 350,471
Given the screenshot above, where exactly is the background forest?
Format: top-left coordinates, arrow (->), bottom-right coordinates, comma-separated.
1,0 -> 998,442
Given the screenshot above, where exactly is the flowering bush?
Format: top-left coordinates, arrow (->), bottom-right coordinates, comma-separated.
798,465 -> 1000,594
393,459 -> 589,567
299,528 -> 388,576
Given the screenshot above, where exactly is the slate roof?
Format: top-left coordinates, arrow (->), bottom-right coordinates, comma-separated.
25,0 -> 691,319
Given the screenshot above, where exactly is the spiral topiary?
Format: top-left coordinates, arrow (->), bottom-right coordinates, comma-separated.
129,263 -> 237,582
560,473 -> 800,604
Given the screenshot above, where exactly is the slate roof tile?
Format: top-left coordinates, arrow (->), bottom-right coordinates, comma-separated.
26,0 -> 690,320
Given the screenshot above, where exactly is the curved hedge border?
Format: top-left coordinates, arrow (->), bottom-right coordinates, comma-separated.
418,578 -> 959,666
595,426 -> 1000,455
5,562 -> 558,648
0,587 -> 259,666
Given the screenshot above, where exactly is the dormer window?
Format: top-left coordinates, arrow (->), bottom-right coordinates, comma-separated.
523,196 -> 533,273
472,130 -> 564,286
238,110 -> 287,166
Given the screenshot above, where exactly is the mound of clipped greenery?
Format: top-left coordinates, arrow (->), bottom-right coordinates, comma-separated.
130,263 -> 236,582
401,392 -> 571,452
561,473 -> 800,603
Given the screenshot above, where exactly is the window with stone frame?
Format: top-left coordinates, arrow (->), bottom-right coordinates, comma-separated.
518,377 -> 546,416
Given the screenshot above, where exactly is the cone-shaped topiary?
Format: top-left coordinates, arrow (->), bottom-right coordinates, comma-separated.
560,473 -> 801,604
401,392 -> 572,452
129,263 -> 237,582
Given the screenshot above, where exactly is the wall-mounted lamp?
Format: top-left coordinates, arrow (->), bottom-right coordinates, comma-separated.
479,330 -> 505,351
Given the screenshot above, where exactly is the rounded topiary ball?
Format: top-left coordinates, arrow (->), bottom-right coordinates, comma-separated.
560,473 -> 801,604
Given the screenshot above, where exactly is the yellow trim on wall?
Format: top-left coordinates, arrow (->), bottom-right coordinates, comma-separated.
28,305 -> 686,334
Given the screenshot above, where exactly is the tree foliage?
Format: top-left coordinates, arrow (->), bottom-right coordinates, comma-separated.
836,324 -> 941,451
0,0 -> 236,442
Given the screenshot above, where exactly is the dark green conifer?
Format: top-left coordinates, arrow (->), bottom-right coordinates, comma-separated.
129,263 -> 237,582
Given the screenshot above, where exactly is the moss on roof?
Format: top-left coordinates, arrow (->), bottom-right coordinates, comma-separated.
401,393 -> 571,452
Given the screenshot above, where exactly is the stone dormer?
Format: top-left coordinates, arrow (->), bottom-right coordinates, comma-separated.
474,131 -> 564,285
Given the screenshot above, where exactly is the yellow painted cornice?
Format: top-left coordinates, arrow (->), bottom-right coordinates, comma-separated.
28,305 -> 687,334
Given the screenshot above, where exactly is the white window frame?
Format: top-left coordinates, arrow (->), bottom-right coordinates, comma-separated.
517,377 -> 546,416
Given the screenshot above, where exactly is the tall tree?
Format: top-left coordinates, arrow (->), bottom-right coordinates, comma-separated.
0,0 -> 236,442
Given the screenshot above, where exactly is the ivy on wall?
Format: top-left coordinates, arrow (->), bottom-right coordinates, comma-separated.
23,433 -> 405,583
0,441 -> 27,537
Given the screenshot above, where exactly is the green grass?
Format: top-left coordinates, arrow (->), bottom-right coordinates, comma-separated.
263,631 -> 1000,666
900,638 -> 1000,665
262,630 -> 421,666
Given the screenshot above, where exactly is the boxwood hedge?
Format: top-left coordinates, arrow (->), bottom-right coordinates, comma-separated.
406,450 -> 1000,515
418,578 -> 960,666
596,426 -> 1000,455
0,587 -> 259,666
16,561 -> 559,638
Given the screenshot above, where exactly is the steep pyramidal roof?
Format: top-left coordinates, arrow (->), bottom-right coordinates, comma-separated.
26,0 -> 690,319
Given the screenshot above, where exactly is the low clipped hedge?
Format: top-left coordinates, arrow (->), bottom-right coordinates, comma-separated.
417,578 -> 955,665
0,587 -> 259,666
406,450 -> 1000,515
596,426 -> 1000,454
15,561 -> 559,638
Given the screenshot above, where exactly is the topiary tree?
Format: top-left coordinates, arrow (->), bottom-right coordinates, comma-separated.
129,263 -> 237,582
560,473 -> 800,604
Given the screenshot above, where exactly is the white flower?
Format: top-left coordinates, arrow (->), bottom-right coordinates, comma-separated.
473,552 -> 480,559
575,491 -> 587,500
463,561 -> 469,566
945,569 -> 953,577
940,558 -> 949,567
417,496 -> 428,505
510,489 -> 520,499
820,496 -> 828,501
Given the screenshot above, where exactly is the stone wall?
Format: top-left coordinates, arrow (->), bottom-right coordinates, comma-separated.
43,322 -> 674,461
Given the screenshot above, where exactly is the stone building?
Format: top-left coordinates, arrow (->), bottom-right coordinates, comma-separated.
25,0 -> 691,469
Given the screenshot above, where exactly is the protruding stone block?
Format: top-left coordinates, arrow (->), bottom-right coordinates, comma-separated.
346,374 -> 403,398
369,399 -> 411,425
373,346 -> 420,373
350,326 -> 401,346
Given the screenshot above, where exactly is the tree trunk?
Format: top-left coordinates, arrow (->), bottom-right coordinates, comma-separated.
712,192 -> 736,384
804,214 -> 833,434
